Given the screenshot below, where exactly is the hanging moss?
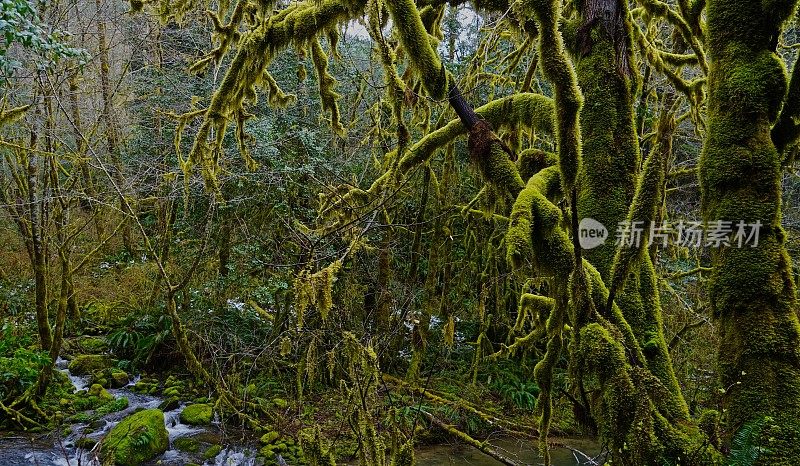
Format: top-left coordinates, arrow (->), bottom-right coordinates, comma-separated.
525,0 -> 583,193
178,0 -> 366,190
294,260 -> 342,328
385,0 -> 448,100
0,104 -> 30,127
298,426 -> 337,466
468,121 -> 525,196
517,148 -> 557,181
310,38 -> 345,136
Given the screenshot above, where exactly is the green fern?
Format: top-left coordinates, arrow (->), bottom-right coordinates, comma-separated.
131,429 -> 154,448
728,417 -> 772,466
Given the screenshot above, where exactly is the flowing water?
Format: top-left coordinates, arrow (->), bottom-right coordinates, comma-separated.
0,358 -> 260,466
0,361 -> 602,466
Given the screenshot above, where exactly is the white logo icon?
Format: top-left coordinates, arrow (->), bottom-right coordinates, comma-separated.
579,218 -> 608,250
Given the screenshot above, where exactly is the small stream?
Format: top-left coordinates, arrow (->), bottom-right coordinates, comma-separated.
1,360 -> 602,466
1,358 -> 260,466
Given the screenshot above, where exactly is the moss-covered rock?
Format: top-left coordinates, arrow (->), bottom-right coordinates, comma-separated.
179,403 -> 213,425
110,370 -> 129,388
162,386 -> 182,397
173,436 -> 200,452
75,437 -> 97,450
131,378 -> 159,394
96,396 -> 129,415
203,444 -> 223,460
88,383 -> 114,401
78,336 -> 108,353
158,396 -> 180,412
100,409 -> 168,466
68,355 -> 116,375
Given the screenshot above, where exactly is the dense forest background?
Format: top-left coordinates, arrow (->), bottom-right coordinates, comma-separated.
2,0 -> 800,465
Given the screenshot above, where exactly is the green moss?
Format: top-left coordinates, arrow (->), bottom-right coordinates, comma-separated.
100,409 -> 168,466
78,336 -> 108,353
310,38 -> 345,136
158,397 -> 180,411
701,1 -> 800,462
68,355 -> 116,375
88,383 -> 115,401
110,370 -> 129,388
97,396 -> 129,415
506,169 -> 573,277
203,444 -> 223,460
517,148 -> 557,181
526,0 -> 583,192
468,121 -> 525,196
173,436 -> 200,452
260,431 -> 281,445
272,398 -> 289,409
131,378 -> 159,394
575,36 -> 638,280
299,426 -> 336,466
179,403 -> 213,425
397,93 -> 554,174
385,0 -> 448,100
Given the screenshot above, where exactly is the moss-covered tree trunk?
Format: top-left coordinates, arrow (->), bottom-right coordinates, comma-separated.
701,0 -> 800,460
575,0 -> 688,421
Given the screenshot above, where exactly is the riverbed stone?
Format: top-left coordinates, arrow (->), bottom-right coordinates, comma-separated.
88,383 -> 115,401
173,436 -> 200,452
158,396 -> 180,412
203,444 -> 222,460
110,370 -> 129,388
68,355 -> 116,375
100,409 -> 168,466
180,403 -> 213,425
78,336 -> 108,353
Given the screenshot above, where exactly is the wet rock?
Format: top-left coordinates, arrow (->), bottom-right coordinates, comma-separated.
173,436 -> 200,452
100,409 -> 168,466
68,355 -> 116,375
75,437 -> 97,450
203,444 -> 223,460
110,370 -> 129,388
179,403 -> 213,426
158,396 -> 180,412
88,383 -> 115,401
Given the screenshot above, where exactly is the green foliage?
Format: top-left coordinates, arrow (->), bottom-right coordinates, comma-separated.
0,0 -> 86,74
96,396 -> 129,415
0,279 -> 33,316
494,378 -> 539,411
107,314 -> 173,367
728,417 -> 771,466
0,324 -> 50,400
